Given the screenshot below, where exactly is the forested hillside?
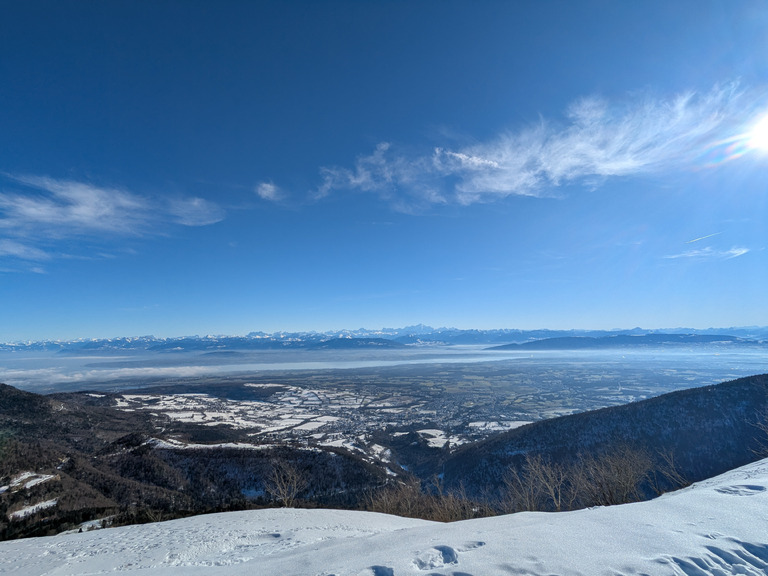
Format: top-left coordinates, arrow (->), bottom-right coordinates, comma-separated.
0,384 -> 386,540
444,374 -> 768,502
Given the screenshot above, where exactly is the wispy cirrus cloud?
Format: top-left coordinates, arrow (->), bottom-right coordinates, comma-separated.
663,246 -> 750,261
0,174 -> 151,236
167,197 -> 225,226
0,239 -> 51,261
317,142 -> 447,213
0,174 -> 224,269
315,82 -> 765,210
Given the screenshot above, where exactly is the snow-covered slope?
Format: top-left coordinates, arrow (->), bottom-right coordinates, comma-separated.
3,459 -> 768,576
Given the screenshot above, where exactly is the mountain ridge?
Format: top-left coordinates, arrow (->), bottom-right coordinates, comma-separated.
488,333 -> 762,350
3,326 -> 768,353
443,373 -> 768,496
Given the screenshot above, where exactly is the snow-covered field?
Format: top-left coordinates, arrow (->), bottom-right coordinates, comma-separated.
116,386 -> 396,435
3,459 -> 767,575
113,386 -> 431,467
8,499 -> 58,521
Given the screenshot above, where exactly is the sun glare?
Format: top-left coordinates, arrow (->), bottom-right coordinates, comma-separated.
749,114 -> 768,151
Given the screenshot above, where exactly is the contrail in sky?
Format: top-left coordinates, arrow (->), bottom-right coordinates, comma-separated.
686,232 -> 721,244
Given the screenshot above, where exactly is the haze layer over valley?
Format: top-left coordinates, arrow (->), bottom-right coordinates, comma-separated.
3,329 -> 768,464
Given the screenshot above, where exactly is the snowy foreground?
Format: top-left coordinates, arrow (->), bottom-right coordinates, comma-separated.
3,460 -> 768,576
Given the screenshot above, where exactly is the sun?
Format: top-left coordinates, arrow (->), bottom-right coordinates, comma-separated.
749,114 -> 768,152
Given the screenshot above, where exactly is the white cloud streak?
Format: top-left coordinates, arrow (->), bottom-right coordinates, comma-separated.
0,175 -> 150,236
663,246 -> 749,261
315,83 -> 764,209
686,232 -> 722,244
0,174 -> 224,267
0,239 -> 51,261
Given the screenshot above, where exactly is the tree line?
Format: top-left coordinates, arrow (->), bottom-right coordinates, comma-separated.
366,445 -> 689,521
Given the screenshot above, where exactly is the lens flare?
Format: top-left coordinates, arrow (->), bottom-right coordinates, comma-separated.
749,115 -> 768,151
695,112 -> 768,168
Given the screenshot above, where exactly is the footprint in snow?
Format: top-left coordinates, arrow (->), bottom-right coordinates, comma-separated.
412,542 -> 486,571
357,566 -> 394,576
714,484 -> 766,496
413,545 -> 459,570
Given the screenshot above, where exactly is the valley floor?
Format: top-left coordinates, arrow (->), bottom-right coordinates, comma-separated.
2,458 -> 767,576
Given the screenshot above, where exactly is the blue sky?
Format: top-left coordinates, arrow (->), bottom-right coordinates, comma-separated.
1,1 -> 767,341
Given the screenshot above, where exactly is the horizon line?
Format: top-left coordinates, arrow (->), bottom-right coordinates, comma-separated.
3,325 -> 767,346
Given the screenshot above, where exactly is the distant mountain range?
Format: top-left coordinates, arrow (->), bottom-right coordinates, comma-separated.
3,326 -> 768,353
488,333 -> 767,350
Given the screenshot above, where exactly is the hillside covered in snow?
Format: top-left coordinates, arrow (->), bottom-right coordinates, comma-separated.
2,457 -> 767,576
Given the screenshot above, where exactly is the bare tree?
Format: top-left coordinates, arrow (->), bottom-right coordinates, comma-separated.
532,454 -> 577,512
367,477 -> 486,522
578,445 -> 653,506
502,453 -> 580,513
502,462 -> 543,513
368,478 -> 428,519
264,460 -> 308,508
751,407 -> 768,458
429,477 -> 485,522
367,479 -> 423,518
502,454 -> 545,512
652,448 -> 689,494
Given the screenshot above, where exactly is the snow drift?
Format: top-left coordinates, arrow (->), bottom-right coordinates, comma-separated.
2,458 -> 767,576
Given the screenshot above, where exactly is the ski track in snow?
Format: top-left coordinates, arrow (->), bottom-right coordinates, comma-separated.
2,459 -> 768,576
